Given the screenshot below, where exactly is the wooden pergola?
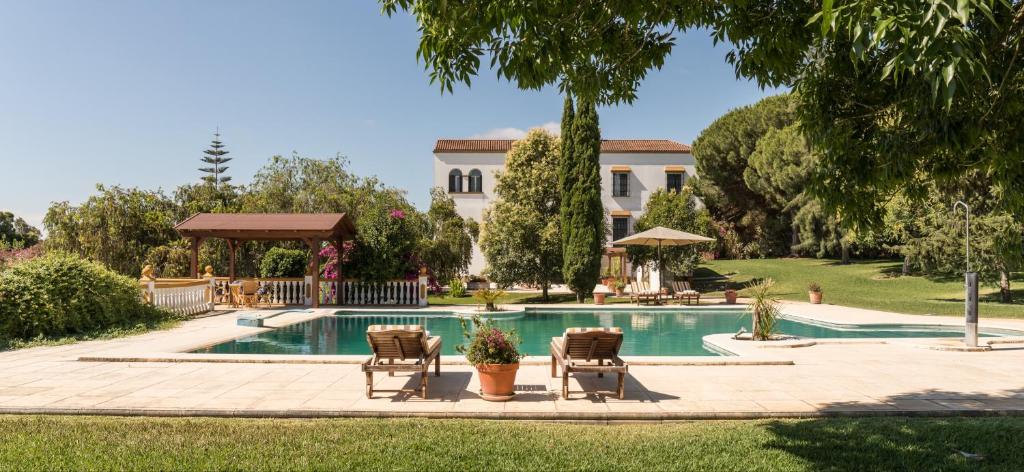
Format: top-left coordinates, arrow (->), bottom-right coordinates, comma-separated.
174,213 -> 356,308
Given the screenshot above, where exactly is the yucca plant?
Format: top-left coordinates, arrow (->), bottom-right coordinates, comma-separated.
746,278 -> 781,341
473,287 -> 506,312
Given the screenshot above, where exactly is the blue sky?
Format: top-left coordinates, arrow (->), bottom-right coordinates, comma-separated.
0,1 -> 780,229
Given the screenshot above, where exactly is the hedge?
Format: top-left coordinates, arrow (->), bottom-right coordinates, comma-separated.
0,252 -> 169,341
259,247 -> 308,278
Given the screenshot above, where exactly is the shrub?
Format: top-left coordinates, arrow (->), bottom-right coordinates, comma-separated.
0,252 -> 169,342
473,288 -> 505,311
143,240 -> 191,277
448,278 -> 466,298
745,278 -> 781,341
456,315 -> 523,365
259,247 -> 308,278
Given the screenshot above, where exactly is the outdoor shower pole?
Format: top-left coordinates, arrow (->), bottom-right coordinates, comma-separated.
954,201 -> 978,347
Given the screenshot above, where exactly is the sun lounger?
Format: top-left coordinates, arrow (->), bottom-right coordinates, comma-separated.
630,281 -> 660,305
550,327 -> 628,399
361,325 -> 441,398
671,280 -> 701,305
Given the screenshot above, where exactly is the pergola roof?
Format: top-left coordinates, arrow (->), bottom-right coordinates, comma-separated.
174,213 -> 356,241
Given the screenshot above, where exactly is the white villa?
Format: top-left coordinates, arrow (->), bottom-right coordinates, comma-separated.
433,138 -> 697,283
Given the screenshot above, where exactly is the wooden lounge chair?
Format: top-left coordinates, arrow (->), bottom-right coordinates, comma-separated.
361,325 -> 441,398
629,281 -> 660,305
550,327 -> 628,399
239,280 -> 261,308
672,280 -> 701,305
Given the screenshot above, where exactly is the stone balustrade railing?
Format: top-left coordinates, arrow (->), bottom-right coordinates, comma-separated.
140,278 -> 215,316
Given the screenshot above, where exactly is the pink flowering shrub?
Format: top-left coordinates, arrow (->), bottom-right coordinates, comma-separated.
456,315 -> 523,365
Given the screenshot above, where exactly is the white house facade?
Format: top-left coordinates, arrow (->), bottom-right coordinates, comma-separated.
433,139 -> 697,279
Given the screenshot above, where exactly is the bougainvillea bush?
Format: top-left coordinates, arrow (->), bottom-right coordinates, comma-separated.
456,315 -> 523,365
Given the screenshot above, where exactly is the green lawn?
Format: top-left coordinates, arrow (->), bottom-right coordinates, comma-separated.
698,258 -> 1023,318
0,416 -> 1020,470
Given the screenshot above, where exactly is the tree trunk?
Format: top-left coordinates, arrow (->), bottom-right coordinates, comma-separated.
751,309 -> 761,341
1000,270 -> 1012,303
542,283 -> 549,302
790,221 -> 800,257
577,292 -> 584,303
840,242 -> 850,265
902,255 -> 910,276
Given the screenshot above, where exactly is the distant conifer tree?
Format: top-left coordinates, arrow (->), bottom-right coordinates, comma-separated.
199,129 -> 232,189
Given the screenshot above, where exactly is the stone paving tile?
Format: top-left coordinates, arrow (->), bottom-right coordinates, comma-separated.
3,308 -> 1024,417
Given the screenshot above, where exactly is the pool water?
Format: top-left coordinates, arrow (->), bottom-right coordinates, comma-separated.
193,309 -> 1013,357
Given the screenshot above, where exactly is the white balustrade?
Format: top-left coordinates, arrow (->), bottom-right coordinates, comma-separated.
337,280 -> 422,306
144,279 -> 215,316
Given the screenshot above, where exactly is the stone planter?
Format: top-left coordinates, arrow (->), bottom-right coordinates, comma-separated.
809,291 -> 823,304
724,289 -> 738,304
476,363 -> 518,401
594,293 -> 606,305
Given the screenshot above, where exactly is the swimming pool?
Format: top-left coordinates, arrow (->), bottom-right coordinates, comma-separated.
193,309 -> 1019,357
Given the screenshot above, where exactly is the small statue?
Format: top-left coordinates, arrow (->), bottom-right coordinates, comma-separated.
140,265 -> 156,281
203,265 -> 215,278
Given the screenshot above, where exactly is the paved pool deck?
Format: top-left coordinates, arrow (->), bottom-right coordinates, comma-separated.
1,301 -> 1023,420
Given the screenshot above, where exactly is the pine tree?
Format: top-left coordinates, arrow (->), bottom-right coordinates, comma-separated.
199,129 -> 232,189
561,98 -> 605,301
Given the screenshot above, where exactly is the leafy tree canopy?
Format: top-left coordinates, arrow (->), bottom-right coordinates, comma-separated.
0,211 -> 40,249
420,187 -> 477,284
628,187 -> 713,276
480,129 -> 563,299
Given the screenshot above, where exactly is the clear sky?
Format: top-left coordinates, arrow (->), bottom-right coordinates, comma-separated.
0,1 -> 781,230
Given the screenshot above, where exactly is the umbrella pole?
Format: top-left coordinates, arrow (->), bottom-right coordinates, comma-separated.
657,240 -> 663,296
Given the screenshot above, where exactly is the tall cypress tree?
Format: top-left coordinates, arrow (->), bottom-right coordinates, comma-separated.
199,130 -> 232,190
562,98 -> 605,301
559,96 -> 575,255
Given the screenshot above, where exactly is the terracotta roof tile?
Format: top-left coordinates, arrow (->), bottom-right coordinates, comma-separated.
433,139 -> 690,154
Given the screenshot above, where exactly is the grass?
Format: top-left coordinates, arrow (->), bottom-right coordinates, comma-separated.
698,258 -> 1023,318
0,317 -> 183,352
0,415 -> 1021,470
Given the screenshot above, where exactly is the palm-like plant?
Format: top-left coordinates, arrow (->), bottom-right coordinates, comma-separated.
746,278 -> 781,341
473,287 -> 506,312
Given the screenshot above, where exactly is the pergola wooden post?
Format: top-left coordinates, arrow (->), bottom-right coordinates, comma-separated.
189,237 -> 204,279
226,239 -> 238,282
305,237 -> 322,308
174,213 -> 356,307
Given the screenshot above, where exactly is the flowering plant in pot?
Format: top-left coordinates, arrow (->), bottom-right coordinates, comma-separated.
808,282 -> 823,304
457,315 -> 524,401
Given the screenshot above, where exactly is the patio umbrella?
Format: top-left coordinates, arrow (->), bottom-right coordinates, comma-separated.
611,226 -> 715,291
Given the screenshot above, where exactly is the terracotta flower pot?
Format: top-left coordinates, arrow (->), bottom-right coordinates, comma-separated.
594,293 -> 606,305
476,363 -> 519,401
809,291 -> 823,304
724,289 -> 738,304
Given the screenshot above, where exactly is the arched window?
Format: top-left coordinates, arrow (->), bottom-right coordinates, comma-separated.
468,169 -> 483,193
448,169 -> 463,193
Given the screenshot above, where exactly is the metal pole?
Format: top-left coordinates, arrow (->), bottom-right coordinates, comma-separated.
657,240 -> 663,293
953,201 -> 977,347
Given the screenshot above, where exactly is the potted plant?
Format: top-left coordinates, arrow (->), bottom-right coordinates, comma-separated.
724,288 -> 738,304
613,279 -> 626,297
594,292 -> 606,305
808,282 -> 823,304
473,287 -> 505,312
457,315 -> 524,401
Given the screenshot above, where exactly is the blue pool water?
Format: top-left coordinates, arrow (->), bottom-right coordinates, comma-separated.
193,309 -> 1017,357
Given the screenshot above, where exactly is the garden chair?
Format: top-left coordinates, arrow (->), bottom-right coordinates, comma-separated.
239,280 -> 261,308
361,325 -> 441,398
671,280 -> 701,305
550,327 -> 628,399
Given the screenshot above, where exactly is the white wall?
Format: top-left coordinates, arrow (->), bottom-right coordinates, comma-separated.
434,150 -> 697,277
